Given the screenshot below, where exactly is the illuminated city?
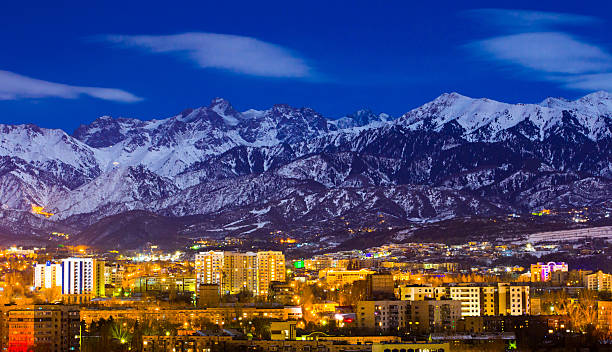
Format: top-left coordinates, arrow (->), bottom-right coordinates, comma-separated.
1,1 -> 612,351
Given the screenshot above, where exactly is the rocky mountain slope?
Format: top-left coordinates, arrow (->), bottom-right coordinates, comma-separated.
0,91 -> 610,248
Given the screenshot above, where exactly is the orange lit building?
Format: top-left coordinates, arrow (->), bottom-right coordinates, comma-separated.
2,304 -> 80,352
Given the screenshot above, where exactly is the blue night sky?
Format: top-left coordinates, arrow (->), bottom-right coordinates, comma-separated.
0,0 -> 610,132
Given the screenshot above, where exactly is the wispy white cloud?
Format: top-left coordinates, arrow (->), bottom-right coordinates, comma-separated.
100,32 -> 312,78
465,9 -> 612,92
0,70 -> 142,102
559,73 -> 612,91
473,32 -> 612,74
462,9 -> 599,32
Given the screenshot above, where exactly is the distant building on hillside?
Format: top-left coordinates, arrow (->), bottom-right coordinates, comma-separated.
530,262 -> 568,282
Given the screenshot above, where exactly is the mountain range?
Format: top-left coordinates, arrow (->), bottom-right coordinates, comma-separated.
1,91 -> 611,248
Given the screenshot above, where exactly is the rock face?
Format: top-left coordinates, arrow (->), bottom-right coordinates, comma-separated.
1,91 -> 611,246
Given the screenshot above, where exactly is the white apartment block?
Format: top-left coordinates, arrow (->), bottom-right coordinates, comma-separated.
398,285 -> 446,301
34,262 -> 62,289
60,257 -> 94,295
449,286 -> 481,317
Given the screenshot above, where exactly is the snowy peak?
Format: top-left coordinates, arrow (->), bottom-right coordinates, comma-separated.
237,103 -> 331,145
208,97 -> 243,126
331,109 -> 392,129
2,92 -> 612,244
398,91 -> 612,141
73,115 -> 147,148
540,90 -> 610,109
347,109 -> 391,125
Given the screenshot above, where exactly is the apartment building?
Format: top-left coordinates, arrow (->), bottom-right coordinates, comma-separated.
60,258 -> 94,295
449,286 -> 481,317
256,251 -> 285,296
398,285 -> 446,301
222,252 -> 257,295
399,283 -> 529,317
2,305 -> 80,352
104,263 -> 125,286
322,269 -> 375,287
587,271 -> 612,292
56,257 -> 106,304
366,273 -> 395,299
33,262 -> 62,289
597,300 -> 612,331
195,251 -> 224,286
407,300 -> 462,333
356,300 -> 410,331
194,251 -> 285,296
80,306 -> 302,325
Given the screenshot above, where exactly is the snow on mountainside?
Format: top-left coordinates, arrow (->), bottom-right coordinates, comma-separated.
398,91 -> 612,141
0,91 -> 611,247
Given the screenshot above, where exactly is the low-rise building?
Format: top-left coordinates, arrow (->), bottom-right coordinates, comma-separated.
80,305 -> 303,325
323,269 -> 375,287
398,285 -> 446,301
270,321 -> 296,340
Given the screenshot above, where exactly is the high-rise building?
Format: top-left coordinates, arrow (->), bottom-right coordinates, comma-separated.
222,252 -> 257,295
33,262 -> 62,289
530,262 -> 568,282
195,251 -> 224,286
256,251 -> 286,296
2,304 -> 80,352
194,251 -> 286,296
61,258 -> 94,295
60,257 -> 105,303
94,260 -> 105,298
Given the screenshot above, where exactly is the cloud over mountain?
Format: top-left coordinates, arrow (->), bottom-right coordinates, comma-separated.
0,70 -> 142,102
101,32 -> 312,78
465,9 -> 612,92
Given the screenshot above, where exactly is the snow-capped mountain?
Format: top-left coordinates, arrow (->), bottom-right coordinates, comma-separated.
397,91 -> 612,141
1,91 -> 611,247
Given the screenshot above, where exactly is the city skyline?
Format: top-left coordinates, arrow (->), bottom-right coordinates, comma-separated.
0,1 -> 611,350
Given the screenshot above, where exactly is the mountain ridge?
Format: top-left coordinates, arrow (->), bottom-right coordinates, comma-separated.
1,91 -> 610,248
